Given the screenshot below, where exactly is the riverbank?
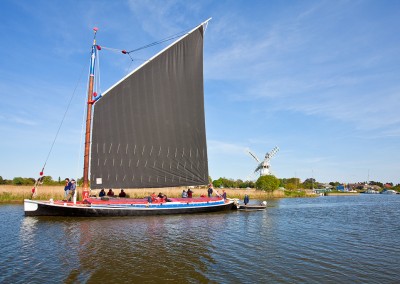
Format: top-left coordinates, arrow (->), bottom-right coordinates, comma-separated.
0,185 -> 315,203
326,192 -> 360,196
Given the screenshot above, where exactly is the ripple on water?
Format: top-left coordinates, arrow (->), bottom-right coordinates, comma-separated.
1,196 -> 400,283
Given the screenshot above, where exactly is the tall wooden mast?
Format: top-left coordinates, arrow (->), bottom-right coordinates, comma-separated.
82,27 -> 98,200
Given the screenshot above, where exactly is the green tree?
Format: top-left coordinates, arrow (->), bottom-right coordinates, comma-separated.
42,176 -> 55,185
280,177 -> 301,190
256,175 -> 280,192
329,181 -> 340,187
224,178 -> 236,188
77,177 -> 84,186
370,181 -> 383,187
12,177 -> 25,185
26,178 -> 35,185
213,178 -> 224,188
302,178 -> 316,189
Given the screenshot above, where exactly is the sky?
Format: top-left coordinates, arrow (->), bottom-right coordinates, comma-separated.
0,0 -> 399,184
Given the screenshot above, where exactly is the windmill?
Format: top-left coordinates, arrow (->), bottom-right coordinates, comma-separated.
247,146 -> 279,177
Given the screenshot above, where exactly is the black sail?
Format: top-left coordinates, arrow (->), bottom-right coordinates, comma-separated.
90,25 -> 208,189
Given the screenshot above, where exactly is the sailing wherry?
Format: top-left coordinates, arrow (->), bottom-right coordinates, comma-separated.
24,19 -> 235,216
24,197 -> 233,217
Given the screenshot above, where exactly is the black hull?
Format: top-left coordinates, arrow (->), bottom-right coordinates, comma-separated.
24,200 -> 234,217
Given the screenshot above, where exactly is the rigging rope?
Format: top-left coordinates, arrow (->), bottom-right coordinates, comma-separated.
95,47 -> 101,97
98,27 -> 194,74
98,25 -> 196,59
126,29 -> 190,53
38,63 -> 87,178
75,60 -> 92,184
32,63 -> 86,198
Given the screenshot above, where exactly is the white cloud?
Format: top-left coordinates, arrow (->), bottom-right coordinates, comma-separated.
208,140 -> 246,155
10,116 -> 37,126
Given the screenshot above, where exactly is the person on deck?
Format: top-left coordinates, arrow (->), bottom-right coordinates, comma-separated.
119,189 -> 126,198
222,190 -> 227,200
157,192 -> 167,201
187,188 -> 193,198
64,178 -> 71,200
99,189 -> 106,197
182,190 -> 188,198
244,194 -> 250,205
107,189 -> 115,197
151,192 -> 157,202
207,184 -> 213,197
67,179 -> 76,201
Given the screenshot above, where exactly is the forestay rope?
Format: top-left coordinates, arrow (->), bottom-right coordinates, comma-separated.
31,63 -> 87,198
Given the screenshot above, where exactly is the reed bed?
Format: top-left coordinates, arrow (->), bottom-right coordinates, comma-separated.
0,185 -> 311,203
0,185 -> 65,202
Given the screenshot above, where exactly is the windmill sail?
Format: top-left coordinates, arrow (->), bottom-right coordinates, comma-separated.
90,25 -> 208,189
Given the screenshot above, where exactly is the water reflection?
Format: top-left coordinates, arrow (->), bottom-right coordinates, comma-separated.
20,217 -> 39,246
19,213 -> 230,283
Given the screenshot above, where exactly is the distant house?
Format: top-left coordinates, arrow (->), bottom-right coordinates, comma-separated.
314,189 -> 327,194
363,184 -> 382,191
336,185 -> 345,191
320,183 -> 333,190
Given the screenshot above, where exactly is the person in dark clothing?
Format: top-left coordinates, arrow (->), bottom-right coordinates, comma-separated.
67,179 -> 76,201
99,189 -> 106,197
64,178 -> 71,200
107,189 -> 115,197
222,190 -> 227,200
187,188 -> 193,198
207,184 -> 213,197
158,192 -> 167,201
244,194 -> 250,205
119,189 -> 126,197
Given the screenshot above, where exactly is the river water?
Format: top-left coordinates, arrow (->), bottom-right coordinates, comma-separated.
1,194 -> 399,283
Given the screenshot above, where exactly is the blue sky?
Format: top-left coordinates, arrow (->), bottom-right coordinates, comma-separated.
0,0 -> 399,184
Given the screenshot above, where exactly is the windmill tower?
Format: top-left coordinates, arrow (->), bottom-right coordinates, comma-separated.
247,146 -> 279,177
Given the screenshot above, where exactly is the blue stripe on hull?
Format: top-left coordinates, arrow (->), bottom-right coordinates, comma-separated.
24,200 -> 234,217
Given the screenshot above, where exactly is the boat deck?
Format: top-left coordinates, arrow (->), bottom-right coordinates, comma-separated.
49,197 -> 227,208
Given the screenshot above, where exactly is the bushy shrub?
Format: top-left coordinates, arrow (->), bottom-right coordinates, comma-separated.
256,175 -> 280,192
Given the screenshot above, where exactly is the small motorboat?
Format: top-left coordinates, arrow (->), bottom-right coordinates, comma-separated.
237,201 -> 267,211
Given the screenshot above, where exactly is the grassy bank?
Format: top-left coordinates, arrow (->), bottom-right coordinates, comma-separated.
326,192 -> 360,196
0,185 -> 64,203
0,185 -> 306,203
